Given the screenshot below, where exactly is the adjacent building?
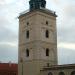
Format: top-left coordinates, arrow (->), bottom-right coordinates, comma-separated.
0,63 -> 18,75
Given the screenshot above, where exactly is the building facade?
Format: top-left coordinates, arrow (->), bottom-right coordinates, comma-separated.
40,64 -> 75,75
18,0 -> 75,75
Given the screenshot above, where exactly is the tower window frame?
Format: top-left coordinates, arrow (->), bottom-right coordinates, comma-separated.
27,22 -> 29,26
45,30 -> 49,38
26,49 -> 29,57
46,48 -> 49,56
26,30 -> 29,39
46,21 -> 48,25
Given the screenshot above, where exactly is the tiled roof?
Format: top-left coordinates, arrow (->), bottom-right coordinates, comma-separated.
0,63 -> 18,71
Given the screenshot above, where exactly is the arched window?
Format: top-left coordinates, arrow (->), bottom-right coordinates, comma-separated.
46,21 -> 48,25
48,72 -> 53,75
26,49 -> 29,57
46,30 -> 49,38
26,30 -> 29,39
71,71 -> 75,75
27,22 -> 29,25
46,48 -> 49,56
59,72 -> 65,75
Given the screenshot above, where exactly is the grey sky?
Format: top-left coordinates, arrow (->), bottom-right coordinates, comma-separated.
0,0 -> 75,64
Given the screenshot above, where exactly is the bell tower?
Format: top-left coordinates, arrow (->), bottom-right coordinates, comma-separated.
18,0 -> 57,75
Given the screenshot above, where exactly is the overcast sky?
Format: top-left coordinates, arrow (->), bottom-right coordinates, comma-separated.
0,0 -> 75,64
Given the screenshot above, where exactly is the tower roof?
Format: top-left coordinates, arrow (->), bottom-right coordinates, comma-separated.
19,8 -> 57,18
29,0 -> 46,11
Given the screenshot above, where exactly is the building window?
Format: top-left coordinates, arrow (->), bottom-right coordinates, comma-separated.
59,72 -> 65,75
26,30 -> 29,38
48,72 -> 53,75
26,49 -> 29,57
27,22 -> 29,25
46,30 -> 49,38
71,71 -> 75,75
46,21 -> 48,25
46,48 -> 49,56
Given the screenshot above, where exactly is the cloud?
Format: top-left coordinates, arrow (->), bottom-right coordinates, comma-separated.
0,27 -> 18,42
0,42 -> 17,47
0,0 -> 20,63
57,23 -> 75,43
58,42 -> 75,50
57,1 -> 75,44
0,0 -> 17,5
0,0 -> 8,5
0,43 -> 18,63
52,0 -> 60,4
0,0 -> 30,63
58,48 -> 75,65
